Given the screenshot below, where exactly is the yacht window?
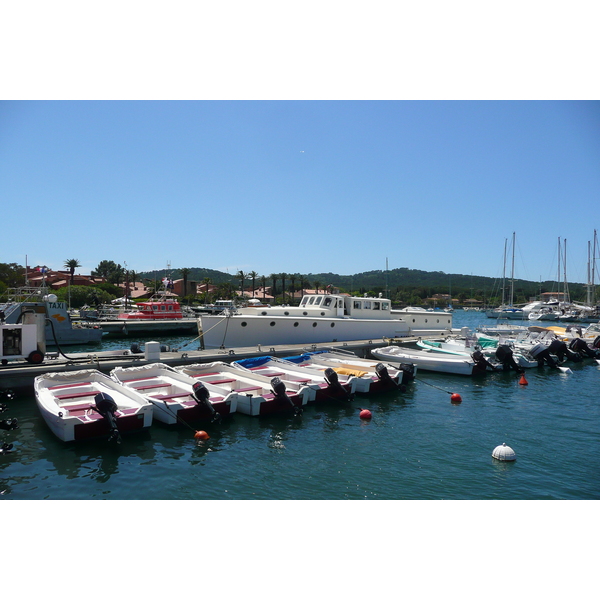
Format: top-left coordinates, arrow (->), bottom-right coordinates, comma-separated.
354,301 -> 361,310
300,297 -> 308,306
308,297 -> 315,305
339,300 -> 344,308
382,302 -> 389,310
324,297 -> 332,307
373,302 -> 380,310
364,301 -> 371,310
314,296 -> 322,305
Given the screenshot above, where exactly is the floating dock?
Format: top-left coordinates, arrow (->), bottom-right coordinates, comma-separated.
0,336 -> 433,393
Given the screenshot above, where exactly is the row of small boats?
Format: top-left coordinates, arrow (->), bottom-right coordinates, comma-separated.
34,351 -> 416,442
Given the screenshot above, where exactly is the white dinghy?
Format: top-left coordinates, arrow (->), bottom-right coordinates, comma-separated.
34,369 -> 153,442
175,361 -> 308,417
110,363 -> 237,425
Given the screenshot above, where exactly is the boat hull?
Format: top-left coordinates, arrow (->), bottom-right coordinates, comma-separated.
371,346 -> 477,376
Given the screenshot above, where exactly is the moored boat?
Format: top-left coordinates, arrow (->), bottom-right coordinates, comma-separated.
281,349 -> 416,393
233,355 -> 357,402
34,369 -> 153,442
175,361 -> 308,416
371,345 -> 485,376
198,293 -> 453,349
110,363 -> 237,424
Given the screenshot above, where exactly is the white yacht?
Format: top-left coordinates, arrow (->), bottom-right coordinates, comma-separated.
198,293 -> 453,349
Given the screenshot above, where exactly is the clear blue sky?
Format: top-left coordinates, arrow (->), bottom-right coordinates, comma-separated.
1,4 -> 598,285
2,100 -> 598,284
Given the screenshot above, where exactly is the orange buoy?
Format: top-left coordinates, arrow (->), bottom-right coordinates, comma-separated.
519,374 -> 528,386
450,393 -> 462,403
359,409 -> 372,420
194,430 -> 210,440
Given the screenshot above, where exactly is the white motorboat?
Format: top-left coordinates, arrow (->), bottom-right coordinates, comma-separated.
110,363 -> 237,424
34,369 -> 153,442
232,355 -> 357,402
281,349 -> 416,393
197,293 -> 453,349
370,345 -> 484,376
416,337 -> 539,370
175,361 -> 308,416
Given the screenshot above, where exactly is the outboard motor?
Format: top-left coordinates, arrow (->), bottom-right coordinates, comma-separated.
192,381 -> 220,423
472,350 -> 496,373
593,335 -> 600,349
375,363 -> 394,384
94,392 -> 121,443
130,343 -> 143,354
495,345 -> 524,373
324,367 -> 353,401
547,339 -> 581,363
530,343 -> 558,368
569,337 -> 600,359
399,363 -> 416,386
271,377 -> 301,415
0,442 -> 13,455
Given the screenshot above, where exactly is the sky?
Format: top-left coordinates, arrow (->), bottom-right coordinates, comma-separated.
1,3 -> 599,286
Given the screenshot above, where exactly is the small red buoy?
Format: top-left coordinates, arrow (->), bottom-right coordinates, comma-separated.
450,393 -> 462,403
359,409 -> 372,420
194,430 -> 210,440
519,374 -> 528,386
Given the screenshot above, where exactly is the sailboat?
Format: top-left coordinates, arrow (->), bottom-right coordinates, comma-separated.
486,233 -> 525,320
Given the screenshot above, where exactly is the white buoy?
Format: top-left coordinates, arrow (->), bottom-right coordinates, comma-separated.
492,443 -> 516,461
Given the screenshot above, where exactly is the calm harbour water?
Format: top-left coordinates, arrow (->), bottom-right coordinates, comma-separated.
1,310 -> 599,501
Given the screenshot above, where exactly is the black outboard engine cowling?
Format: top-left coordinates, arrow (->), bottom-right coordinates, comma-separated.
593,335 -> 600,349
271,377 -> 301,415
94,392 -> 121,443
548,339 -> 581,363
324,367 -> 352,401
192,381 -> 220,422
495,345 -> 523,373
375,363 -> 393,384
569,337 -> 600,358
399,363 -> 416,385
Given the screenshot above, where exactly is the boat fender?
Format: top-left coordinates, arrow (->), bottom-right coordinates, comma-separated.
93,393 -> 121,443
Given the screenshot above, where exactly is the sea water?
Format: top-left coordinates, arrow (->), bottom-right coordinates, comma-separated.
1,310 -> 599,501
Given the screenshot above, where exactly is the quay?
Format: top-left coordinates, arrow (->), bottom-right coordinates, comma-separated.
0,335 -> 432,393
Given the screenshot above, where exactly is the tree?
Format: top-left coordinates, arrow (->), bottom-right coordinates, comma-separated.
236,270 -> 246,299
64,258 -> 81,285
313,280 -> 321,294
92,260 -> 124,285
202,277 -> 212,303
289,273 -> 298,304
0,262 -> 25,288
181,267 -> 191,296
260,275 -> 267,300
248,270 -> 258,299
270,273 -> 278,299
280,272 -> 287,303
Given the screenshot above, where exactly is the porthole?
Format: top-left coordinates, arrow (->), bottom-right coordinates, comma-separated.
303,311 -> 308,316
312,322 -> 317,327
294,322 -> 299,327
425,319 -> 428,323
330,323 -> 335,327
321,312 -> 325,316
270,321 -> 276,327
436,319 -> 439,323
412,319 -> 416,323
261,311 -> 267,316
241,322 -> 247,327
284,311 -> 289,316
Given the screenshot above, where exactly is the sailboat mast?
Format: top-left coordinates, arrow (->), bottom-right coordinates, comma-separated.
510,231 -> 515,306
501,237 -> 507,307
563,238 -> 569,304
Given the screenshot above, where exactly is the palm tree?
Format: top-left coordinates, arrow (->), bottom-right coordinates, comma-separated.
180,267 -> 191,296
289,273 -> 298,305
248,270 -> 258,299
300,275 -> 308,297
270,273 -> 278,300
260,275 -> 267,300
313,280 -> 321,294
64,258 -> 81,285
280,272 -> 287,304
236,270 -> 246,300
201,277 -> 211,300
